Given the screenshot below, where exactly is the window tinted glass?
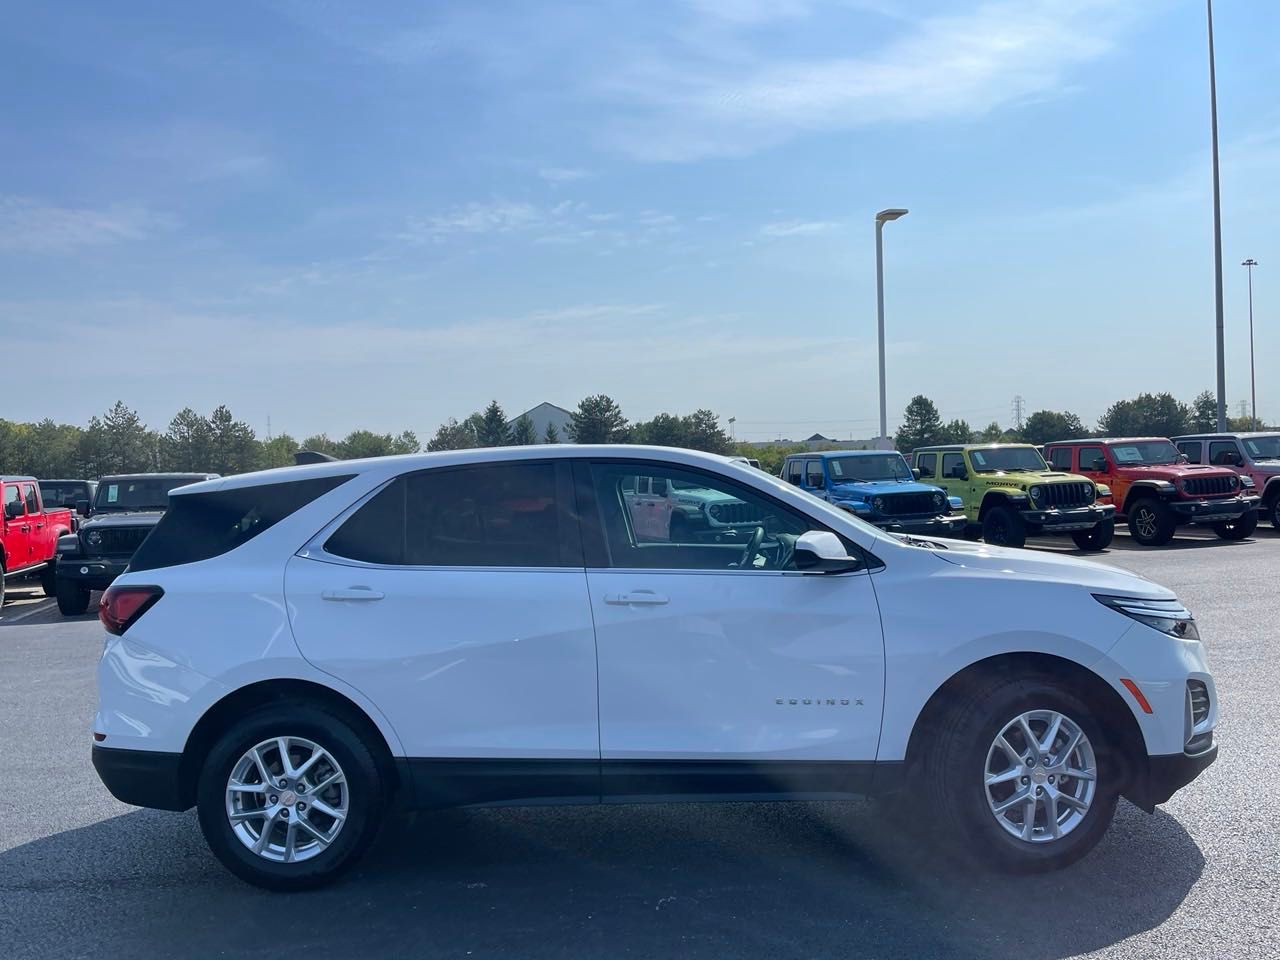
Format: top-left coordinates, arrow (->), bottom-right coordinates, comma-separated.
916,453 -> 936,478
39,482 -> 86,507
1077,447 -> 1105,471
1178,441 -> 1202,464
588,461 -> 830,572
941,453 -> 965,478
786,460 -> 803,484
130,475 -> 354,573
326,463 -> 565,568
1208,441 -> 1240,465
96,477 -> 205,512
3,485 -> 19,508
23,484 -> 39,513
805,461 -> 824,486
1048,448 -> 1073,470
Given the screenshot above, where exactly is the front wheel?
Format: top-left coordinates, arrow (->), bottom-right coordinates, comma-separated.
40,563 -> 57,597
919,675 -> 1118,872
1213,510 -> 1257,541
1126,498 -> 1175,546
982,505 -> 1027,548
1268,493 -> 1280,530
1071,519 -> 1115,552
197,703 -> 385,891
55,577 -> 91,616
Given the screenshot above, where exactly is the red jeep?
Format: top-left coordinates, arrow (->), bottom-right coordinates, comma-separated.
1043,438 -> 1260,546
1,475 -> 76,605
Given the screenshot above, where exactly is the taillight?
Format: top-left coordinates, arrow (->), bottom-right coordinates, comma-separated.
98,585 -> 164,636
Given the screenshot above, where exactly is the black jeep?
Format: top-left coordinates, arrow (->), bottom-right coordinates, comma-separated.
54,473 -> 218,615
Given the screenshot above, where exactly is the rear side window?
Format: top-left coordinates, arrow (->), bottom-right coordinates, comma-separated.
1048,448 -> 1074,470
785,460 -> 803,485
129,475 -> 354,572
325,462 -> 569,568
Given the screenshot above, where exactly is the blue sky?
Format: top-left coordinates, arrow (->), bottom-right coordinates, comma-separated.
2,0 -> 1277,441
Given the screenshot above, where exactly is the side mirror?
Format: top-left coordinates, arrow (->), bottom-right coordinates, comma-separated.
912,467 -> 922,479
75,499 -> 91,517
4,500 -> 24,520
794,531 -> 861,574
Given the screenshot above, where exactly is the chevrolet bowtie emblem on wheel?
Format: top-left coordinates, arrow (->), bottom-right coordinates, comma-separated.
775,698 -> 862,706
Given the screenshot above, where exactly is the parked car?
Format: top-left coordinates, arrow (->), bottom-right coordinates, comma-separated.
91,446 -> 1216,890
781,450 -> 966,538
1,476 -> 76,605
622,472 -> 759,543
1045,438 -> 1259,546
38,479 -> 99,522
1173,432 -> 1280,529
912,444 -> 1116,550
54,472 -> 217,615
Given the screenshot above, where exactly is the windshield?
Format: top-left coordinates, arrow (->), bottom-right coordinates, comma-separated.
1243,436 -> 1280,460
969,448 -> 1048,473
38,482 -> 87,507
1108,441 -> 1181,465
94,478 -> 198,512
828,454 -> 912,482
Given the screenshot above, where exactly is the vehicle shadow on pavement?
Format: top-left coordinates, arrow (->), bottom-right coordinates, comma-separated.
0,799 -> 1203,960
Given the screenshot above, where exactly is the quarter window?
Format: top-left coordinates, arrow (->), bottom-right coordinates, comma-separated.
326,462 -> 567,568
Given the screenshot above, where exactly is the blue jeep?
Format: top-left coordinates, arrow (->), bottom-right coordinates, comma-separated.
781,450 -> 966,536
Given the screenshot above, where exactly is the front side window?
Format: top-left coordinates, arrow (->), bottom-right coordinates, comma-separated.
23,484 -> 39,513
587,462 -> 826,572
941,453 -> 966,479
1177,441 -> 1203,464
326,462 -> 567,568
1208,441 -> 1241,466
1078,446 -> 1107,471
4,484 -> 22,515
916,452 -> 937,478
805,461 -> 825,487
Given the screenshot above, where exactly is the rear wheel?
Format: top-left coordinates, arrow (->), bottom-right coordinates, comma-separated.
197,703 -> 385,891
982,504 -> 1027,548
1071,519 -> 1114,552
1267,492 -> 1280,530
918,674 -> 1118,872
1126,498 -> 1175,546
1213,510 -> 1257,541
55,577 -> 91,616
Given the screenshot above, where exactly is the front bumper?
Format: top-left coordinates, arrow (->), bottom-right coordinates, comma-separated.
56,557 -> 130,589
872,514 -> 968,535
1019,503 -> 1115,532
92,745 -> 189,811
1170,494 -> 1260,524
1129,741 -> 1218,811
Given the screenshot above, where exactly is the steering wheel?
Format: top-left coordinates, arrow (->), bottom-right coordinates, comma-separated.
739,524 -> 766,569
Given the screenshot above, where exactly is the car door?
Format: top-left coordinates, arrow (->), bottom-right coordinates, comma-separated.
936,452 -> 972,517
576,458 -> 885,798
285,460 -> 600,791
3,483 -> 32,570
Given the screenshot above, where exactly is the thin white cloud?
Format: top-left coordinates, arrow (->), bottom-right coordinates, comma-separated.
538,167 -> 591,183
398,200 -> 544,244
0,196 -> 172,253
759,219 -> 839,238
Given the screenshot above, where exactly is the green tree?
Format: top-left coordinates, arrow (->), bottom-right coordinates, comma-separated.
893,395 -> 945,452
510,415 -> 537,445
426,418 -> 477,451
475,401 -> 511,447
978,421 -> 1004,442
1189,391 -> 1217,432
683,409 -> 731,454
390,430 -> 420,455
568,394 -> 629,443
1099,393 -> 1188,438
160,407 -> 213,471
543,422 -> 560,444
633,412 -> 686,447
940,418 -> 973,444
1020,410 -> 1086,446
301,434 -> 341,457
259,434 -> 301,468
206,405 -> 259,474
82,402 -> 155,474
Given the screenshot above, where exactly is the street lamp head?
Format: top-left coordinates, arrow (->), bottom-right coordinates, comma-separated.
875,208 -> 909,223
1242,258 -> 1258,267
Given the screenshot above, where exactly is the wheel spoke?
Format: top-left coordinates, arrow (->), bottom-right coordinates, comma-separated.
252,746 -> 274,784
294,749 -> 324,780
986,767 -> 1022,787
1044,793 -> 1061,838
297,815 -> 334,846
282,818 -> 297,863
308,798 -> 346,822
229,807 -> 268,823
1059,791 -> 1090,814
1039,714 -> 1064,754
1017,717 -> 1041,763
310,771 -> 345,796
1063,766 -> 1096,782
276,738 -> 295,779
997,736 -> 1024,766
1055,728 -> 1083,766
228,780 -> 267,795
992,788 -> 1030,815
253,812 -> 280,853
1021,798 -> 1038,840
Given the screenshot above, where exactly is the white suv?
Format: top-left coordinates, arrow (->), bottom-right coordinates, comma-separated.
91,446 -> 1218,890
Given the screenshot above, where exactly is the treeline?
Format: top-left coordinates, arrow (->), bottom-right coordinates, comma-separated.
894,390 -> 1270,452
0,402 -> 420,478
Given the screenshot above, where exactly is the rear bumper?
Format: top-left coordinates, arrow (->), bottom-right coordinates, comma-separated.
1020,503 -> 1114,531
57,557 -> 129,589
92,745 -> 189,811
873,514 -> 968,535
1170,494 -> 1260,524
1129,741 -> 1218,811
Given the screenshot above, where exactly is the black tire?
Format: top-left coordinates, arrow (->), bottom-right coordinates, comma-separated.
0,570 -> 6,608
918,673 -> 1119,873
1266,492 -> 1280,530
197,703 -> 385,891
40,563 -> 57,597
1213,510 -> 1257,541
1126,497 -> 1175,546
981,504 -> 1027,548
962,524 -> 983,542
55,577 -> 91,616
668,514 -> 692,543
1071,519 -> 1115,552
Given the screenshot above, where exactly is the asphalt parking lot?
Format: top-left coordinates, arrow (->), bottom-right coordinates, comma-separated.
1,527 -> 1277,960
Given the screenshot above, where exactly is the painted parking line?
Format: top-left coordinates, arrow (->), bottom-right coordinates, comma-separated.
0,599 -> 57,624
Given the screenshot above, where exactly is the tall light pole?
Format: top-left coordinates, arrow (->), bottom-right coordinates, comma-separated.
1243,258 -> 1258,429
1207,0 -> 1227,431
875,208 -> 908,449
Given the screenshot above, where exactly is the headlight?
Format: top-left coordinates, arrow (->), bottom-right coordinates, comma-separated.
1095,484 -> 1111,498
1028,485 -> 1044,503
1238,475 -> 1252,488
1155,481 -> 1176,494
932,492 -> 945,510
85,530 -> 103,548
872,497 -> 885,511
1095,595 -> 1200,640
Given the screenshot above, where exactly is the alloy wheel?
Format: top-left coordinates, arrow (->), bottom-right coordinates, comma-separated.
984,710 -> 1097,843
225,736 -> 348,863
1132,506 -> 1157,540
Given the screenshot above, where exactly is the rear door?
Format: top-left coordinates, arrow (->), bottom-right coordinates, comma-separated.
285,460 -> 601,780
577,458 -> 885,797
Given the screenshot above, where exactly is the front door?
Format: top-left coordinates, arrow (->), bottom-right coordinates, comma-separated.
936,452 -> 974,520
285,460 -> 600,784
577,459 -> 885,798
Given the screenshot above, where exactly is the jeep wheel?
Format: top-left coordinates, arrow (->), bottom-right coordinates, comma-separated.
55,577 -> 92,616
40,564 -> 58,597
1268,493 -> 1280,530
0,571 -> 6,608
917,673 -> 1118,872
982,505 -> 1027,548
1126,498 -> 1175,546
1213,510 -> 1257,541
1071,519 -> 1114,552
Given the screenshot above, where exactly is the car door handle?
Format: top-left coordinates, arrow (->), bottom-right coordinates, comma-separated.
321,587 -> 385,602
19,525 -> 30,533
35,522 -> 45,529
604,591 -> 670,606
